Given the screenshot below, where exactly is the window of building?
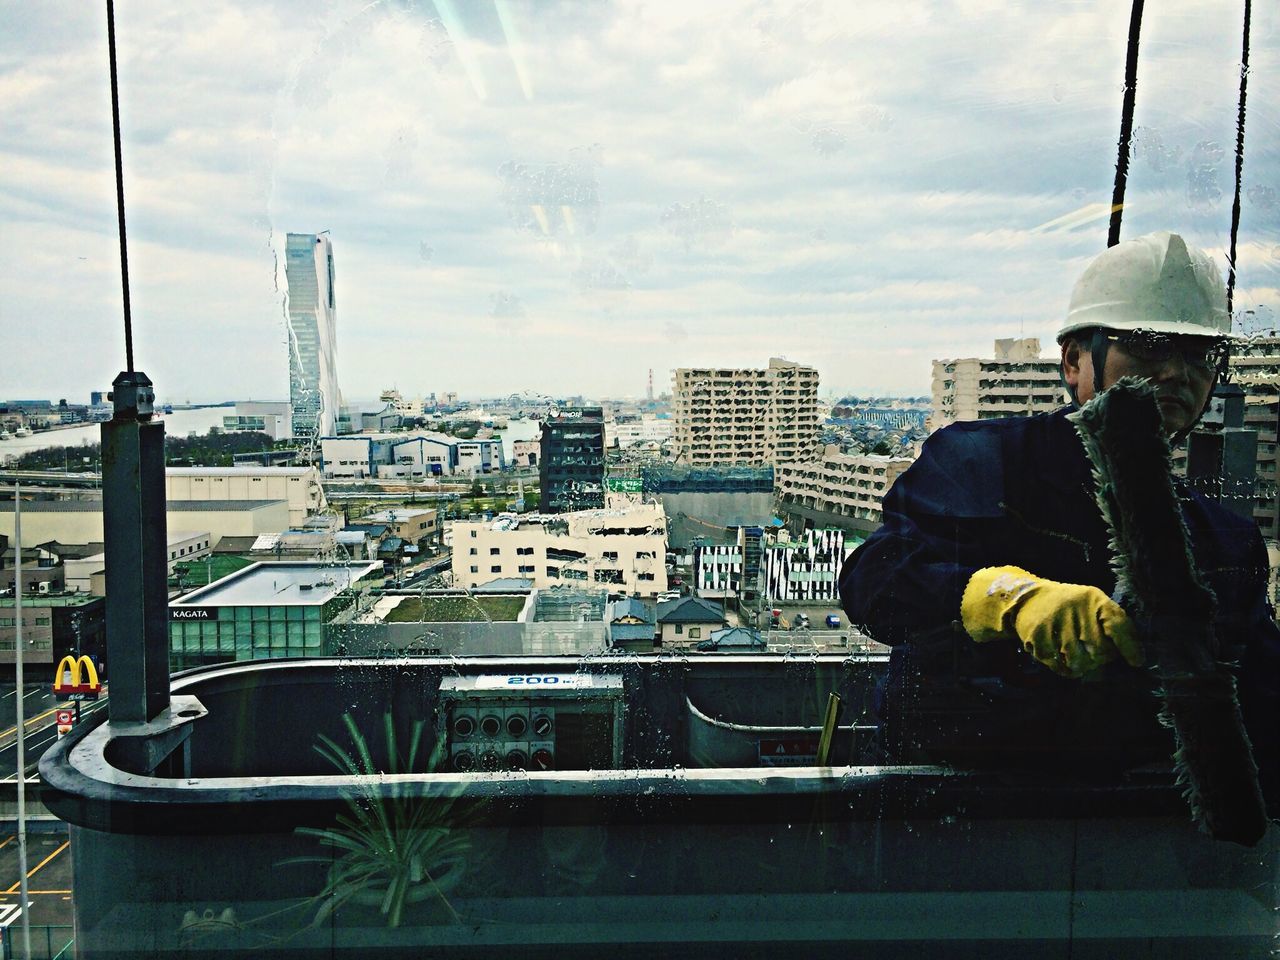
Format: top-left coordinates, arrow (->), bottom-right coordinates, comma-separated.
469,566 -> 478,574
490,565 -> 502,573
688,627 -> 701,639
674,624 -> 683,635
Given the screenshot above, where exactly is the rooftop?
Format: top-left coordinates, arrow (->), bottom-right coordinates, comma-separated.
170,561 -> 380,607
656,596 -> 727,624
0,499 -> 287,513
362,508 -> 436,523
384,594 -> 526,623
0,594 -> 100,608
165,467 -> 315,476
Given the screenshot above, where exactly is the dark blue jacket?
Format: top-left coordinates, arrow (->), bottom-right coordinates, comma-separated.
839,407 -> 1280,803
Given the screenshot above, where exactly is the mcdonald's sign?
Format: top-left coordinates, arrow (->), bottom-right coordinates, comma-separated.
53,655 -> 101,699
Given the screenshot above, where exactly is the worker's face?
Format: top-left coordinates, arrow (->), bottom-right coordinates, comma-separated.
1062,331 -> 1222,435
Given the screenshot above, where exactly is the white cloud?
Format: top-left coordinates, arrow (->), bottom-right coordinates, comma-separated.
3,0 -> 1279,403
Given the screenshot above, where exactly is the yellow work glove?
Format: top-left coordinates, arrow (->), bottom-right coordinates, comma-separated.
960,566 -> 1145,679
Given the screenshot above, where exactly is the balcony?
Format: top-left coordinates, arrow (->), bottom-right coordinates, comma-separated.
39,655 -> 1279,959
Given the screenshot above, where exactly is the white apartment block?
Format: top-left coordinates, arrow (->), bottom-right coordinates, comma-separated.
775,446 -> 914,532
165,467 -> 327,527
451,503 -> 668,596
673,358 -> 820,465
929,338 -> 1065,431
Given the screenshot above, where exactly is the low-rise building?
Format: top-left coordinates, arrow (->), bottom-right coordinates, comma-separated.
0,499 -> 291,548
65,530 -> 212,593
606,597 -> 656,651
0,538 -> 64,594
451,503 -> 668,596
165,466 -> 326,527
655,596 -> 727,648
360,508 -> 439,547
320,433 -> 504,480
512,440 -> 539,467
221,401 -> 292,441
775,445 -> 914,536
0,594 -> 106,673
167,561 -> 382,670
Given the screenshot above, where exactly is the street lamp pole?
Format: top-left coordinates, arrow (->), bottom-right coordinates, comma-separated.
13,483 -> 31,960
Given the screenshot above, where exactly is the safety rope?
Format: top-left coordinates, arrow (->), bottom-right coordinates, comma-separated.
107,0 -> 134,371
1227,0 -> 1252,317
1108,0 -> 1146,247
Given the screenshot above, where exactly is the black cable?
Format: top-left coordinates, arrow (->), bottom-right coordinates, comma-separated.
1227,0 -> 1252,317
1108,0 -> 1146,248
106,0 -> 134,372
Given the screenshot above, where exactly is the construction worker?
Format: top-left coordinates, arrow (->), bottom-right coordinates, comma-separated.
839,232 -> 1279,809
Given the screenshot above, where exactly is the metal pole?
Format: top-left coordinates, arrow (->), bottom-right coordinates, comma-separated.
13,486 -> 31,960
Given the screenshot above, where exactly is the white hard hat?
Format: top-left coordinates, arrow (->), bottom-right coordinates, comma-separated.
1057,232 -> 1239,342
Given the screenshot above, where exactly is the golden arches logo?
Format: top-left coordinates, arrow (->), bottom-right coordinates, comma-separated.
53,655 -> 99,693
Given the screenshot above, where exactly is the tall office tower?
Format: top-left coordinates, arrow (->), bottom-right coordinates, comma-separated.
540,407 -> 606,513
672,357 -> 820,466
284,233 -> 341,439
928,338 -> 1063,432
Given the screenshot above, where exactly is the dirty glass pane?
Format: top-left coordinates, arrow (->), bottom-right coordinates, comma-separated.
7,0 -> 1280,958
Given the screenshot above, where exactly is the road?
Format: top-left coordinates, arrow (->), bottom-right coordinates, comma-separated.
0,685 -> 100,781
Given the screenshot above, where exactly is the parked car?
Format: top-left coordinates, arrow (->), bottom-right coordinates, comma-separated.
826,614 -> 842,629
794,613 -> 810,629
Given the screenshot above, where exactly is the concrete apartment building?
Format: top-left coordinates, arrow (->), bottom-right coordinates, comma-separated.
929,338 -> 1065,431
672,358 -> 820,466
451,503 -> 668,596
165,466 -> 326,527
1226,338 -> 1280,538
775,445 -> 914,536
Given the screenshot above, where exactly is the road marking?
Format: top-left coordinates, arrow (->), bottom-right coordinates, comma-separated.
25,891 -> 71,896
0,705 -> 69,742
0,837 -> 12,852
3,841 -> 68,895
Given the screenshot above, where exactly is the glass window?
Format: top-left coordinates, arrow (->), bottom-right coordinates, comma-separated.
18,4 -> 1280,956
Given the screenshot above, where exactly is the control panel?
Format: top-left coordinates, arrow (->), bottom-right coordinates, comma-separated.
437,673 -> 624,773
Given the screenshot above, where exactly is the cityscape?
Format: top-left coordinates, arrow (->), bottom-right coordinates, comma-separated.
5,0 -> 1280,956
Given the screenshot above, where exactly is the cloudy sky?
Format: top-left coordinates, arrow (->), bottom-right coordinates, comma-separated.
4,0 -> 1280,404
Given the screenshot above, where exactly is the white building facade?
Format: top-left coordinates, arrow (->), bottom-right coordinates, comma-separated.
929,338 -> 1064,431
673,358 -> 820,465
451,503 -> 668,596
165,466 -> 327,528
775,446 -> 914,532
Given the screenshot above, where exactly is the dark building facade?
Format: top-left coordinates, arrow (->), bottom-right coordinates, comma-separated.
540,407 -> 606,513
